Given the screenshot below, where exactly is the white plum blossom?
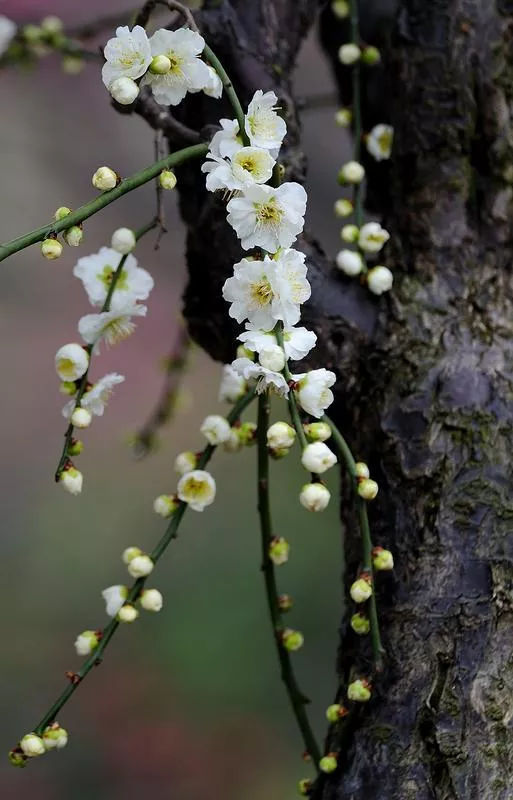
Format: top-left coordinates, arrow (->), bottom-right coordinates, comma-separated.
339,161 -> 365,184
300,483 -> 331,512
140,589 -> 163,612
367,266 -> 394,295
338,43 -> 361,65
231,358 -> 289,396
336,249 -> 364,276
73,247 -> 153,308
102,585 -> 128,617
74,630 -> 99,656
102,26 -> 152,89
203,64 -> 223,98
111,227 -> 136,255
200,414 -> 232,445
226,182 -> 307,252
128,554 -> 154,578
177,469 -> 216,511
293,369 -> 336,418
109,76 -> 139,105
358,222 -> 390,254
209,119 -> 243,159
245,90 -> 287,153
267,422 -> 296,450
174,451 -> 197,475
301,442 -> 337,474
366,124 -> 394,161
0,16 -> 16,57
78,303 -> 147,352
55,343 -> 89,382
141,28 -> 211,106
239,325 -> 316,361
201,146 -> 275,192
219,364 -> 246,403
259,345 -> 285,373
82,373 -> 125,416
60,467 -> 83,496
20,735 -> 45,758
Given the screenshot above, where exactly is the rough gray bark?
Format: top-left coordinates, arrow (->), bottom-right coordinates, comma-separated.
133,1 -> 513,797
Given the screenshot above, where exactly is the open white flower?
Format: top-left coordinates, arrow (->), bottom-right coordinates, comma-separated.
55,343 -> 89,382
78,303 -> 147,352
141,28 -> 210,106
177,469 -> 216,511
83,373 -> 125,416
203,64 -> 223,98
239,325 -> 316,361
231,358 -> 289,396
358,222 -> 390,254
226,182 -> 307,252
102,585 -> 128,617
0,16 -> 16,57
73,247 -> 154,308
202,146 -> 275,192
102,26 -> 152,89
209,119 -> 243,159
200,414 -> 232,445
293,369 -> 336,418
366,124 -> 394,161
245,90 -> 287,153
219,364 -> 246,403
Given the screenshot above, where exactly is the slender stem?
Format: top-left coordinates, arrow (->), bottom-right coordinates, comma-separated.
202,44 -> 248,145
32,388 -> 257,735
350,0 -> 363,231
257,393 -> 321,767
54,218 -> 157,480
323,414 -> 384,671
0,143 -> 208,263
274,324 -> 308,450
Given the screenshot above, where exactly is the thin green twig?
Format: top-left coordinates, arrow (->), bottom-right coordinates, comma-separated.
274,324 -> 308,450
202,44 -> 248,145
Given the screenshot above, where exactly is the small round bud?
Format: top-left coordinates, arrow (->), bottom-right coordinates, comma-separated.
362,46 -> 381,65
334,198 -> 353,218
174,450 -> 197,475
238,421 -> 257,446
355,461 -> 370,479
267,421 -> 296,450
41,237 -> 63,260
341,224 -> 359,243
62,55 -> 85,75
149,54 -> 172,74
259,345 -> 285,372
336,249 -> 364,277
68,439 -> 84,457
41,16 -> 63,35
111,227 -> 136,255
159,170 -> 177,190
331,0 -> 350,18
127,554 -> 154,578
372,547 -> 394,571
326,704 -> 348,723
357,478 -> 379,500
319,754 -> 338,773
301,442 -> 337,474
74,630 -> 99,656
55,343 -> 89,381
92,166 -> 118,191
347,678 -> 372,702
335,108 -> 352,127
140,588 -> 163,612
350,612 -> 371,635
110,76 -> 139,105
23,24 -> 42,43
8,749 -> 26,767
42,723 -> 68,751
20,734 -> 45,758
338,44 -> 361,65
122,546 -> 143,565
269,536 -> 290,566
63,225 -> 83,247
153,494 -> 179,518
367,266 -> 393,296
117,604 -> 139,623
281,628 -> 304,652
71,407 -> 92,429
278,593 -> 293,612
298,779 -> 312,796
60,466 -> 83,496
338,161 -> 365,185
304,422 -> 332,442
60,381 -> 78,396
200,414 -> 232,445
223,429 -> 243,453
299,483 -> 331,512
350,576 -> 373,604
54,206 -> 72,221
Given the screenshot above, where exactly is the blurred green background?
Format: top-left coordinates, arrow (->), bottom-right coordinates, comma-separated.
0,2 -> 349,797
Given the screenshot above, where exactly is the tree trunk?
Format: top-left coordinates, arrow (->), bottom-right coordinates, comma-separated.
134,1 -> 513,797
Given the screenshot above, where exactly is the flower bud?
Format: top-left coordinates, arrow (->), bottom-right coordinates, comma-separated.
338,43 -> 361,65
259,345 -> 285,372
281,628 -> 304,651
54,206 -> 72,221
117,604 -> 139,623
110,76 -> 139,105
149,54 -> 172,74
347,678 -> 372,702
127,554 -> 154,578
20,734 -> 45,758
338,161 -> 365,184
335,108 -> 352,127
359,222 -> 390,254
238,421 -> 257,446
301,442 -> 337,474
341,224 -> 359,243
63,225 -> 83,247
224,428 -> 243,453
60,466 -> 83,496
357,478 -> 379,500
140,588 -> 163,612
200,415 -> 232,445
331,0 -> 350,18
298,779 -> 312,796
68,439 -> 84,457
41,237 -> 63,260
367,266 -> 393,296
174,450 -> 197,475
111,227 -> 136,255
319,754 -> 338,773
372,546 -> 394,571
303,421 -> 332,442
269,536 -> 290,566
55,343 -> 89,381
335,249 -> 364,276
102,585 -> 128,616
74,630 -> 99,656
153,494 -> 179,518
350,576 -> 373,603
267,421 -> 296,450
42,723 -> 68,751
159,170 -> 177,190
41,16 -> 63,35
326,704 -> 348,723
278,593 -> 293,612
362,46 -> 381,65
299,483 -> 331,512
8,749 -> 27,767
350,612 -> 370,634
122,546 -> 142,565
71,407 -> 92,429
354,461 -> 369,479
23,24 -> 42,43
334,198 -> 353,218
60,381 -> 77,396
92,166 -> 118,191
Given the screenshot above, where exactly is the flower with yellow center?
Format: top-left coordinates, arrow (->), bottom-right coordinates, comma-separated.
102,26 -> 152,89
78,303 -> 147,352
226,182 -> 307,252
177,469 -> 216,512
366,124 -> 394,161
244,90 -> 287,154
73,247 -> 154,308
55,343 -> 89,381
201,146 -> 275,192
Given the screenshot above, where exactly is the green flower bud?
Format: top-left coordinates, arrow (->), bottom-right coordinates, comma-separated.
361,46 -> 381,66
54,206 -> 72,221
303,421 -> 332,442
319,753 -> 338,773
372,546 -> 394,571
350,612 -> 371,635
347,678 -> 372,702
350,576 -> 373,603
68,439 -> 84,457
269,537 -> 290,566
357,478 -> 378,500
281,628 -> 304,652
334,198 -> 353,218
354,461 -> 370,479
325,703 -> 348,723
159,170 -> 177,190
278,593 -> 293,612
297,779 -> 312,796
41,237 -> 63,260
149,54 -> 172,74
238,421 -> 257,446
8,749 -> 27,767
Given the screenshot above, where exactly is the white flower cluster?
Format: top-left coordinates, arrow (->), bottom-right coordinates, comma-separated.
55,235 -> 153,496
101,26 -> 222,107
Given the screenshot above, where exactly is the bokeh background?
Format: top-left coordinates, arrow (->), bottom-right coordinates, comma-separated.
0,2 -> 350,797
